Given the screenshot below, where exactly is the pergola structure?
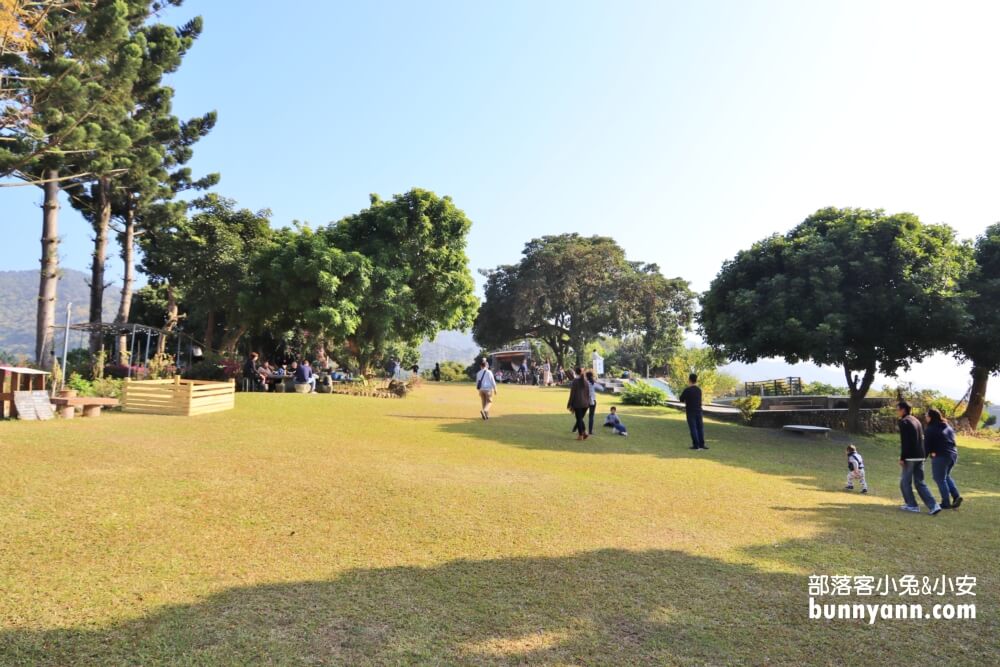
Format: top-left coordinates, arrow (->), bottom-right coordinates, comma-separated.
62,322 -> 200,379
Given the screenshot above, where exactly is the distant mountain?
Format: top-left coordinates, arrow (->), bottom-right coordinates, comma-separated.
0,269 -> 119,356
419,330 -> 480,369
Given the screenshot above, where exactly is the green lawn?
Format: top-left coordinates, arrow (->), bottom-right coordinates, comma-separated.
1,383 -> 997,665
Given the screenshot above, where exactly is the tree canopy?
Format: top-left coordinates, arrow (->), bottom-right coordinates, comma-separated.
474,234 -> 693,368
955,223 -> 1000,428
327,189 -> 478,373
700,207 -> 973,431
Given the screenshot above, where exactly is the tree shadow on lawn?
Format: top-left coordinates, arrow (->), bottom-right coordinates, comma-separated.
438,410 -> 1000,499
4,535 -> 995,666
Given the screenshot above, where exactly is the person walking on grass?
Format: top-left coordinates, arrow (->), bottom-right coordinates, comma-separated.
925,407 -> 963,510
897,401 -> 942,515
679,373 -> 707,450
586,370 -> 598,435
476,359 -> 497,420
568,367 -> 591,440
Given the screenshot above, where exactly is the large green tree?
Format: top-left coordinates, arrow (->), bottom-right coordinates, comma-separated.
68,6 -> 214,354
475,234 -> 692,368
700,207 -> 973,432
243,224 -> 369,355
955,223 -> 1000,429
140,195 -> 270,354
327,189 -> 478,374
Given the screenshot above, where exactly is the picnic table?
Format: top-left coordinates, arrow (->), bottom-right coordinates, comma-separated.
50,396 -> 120,419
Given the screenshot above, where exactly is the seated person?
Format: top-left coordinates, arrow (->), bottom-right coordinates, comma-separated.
293,360 -> 316,392
603,406 -> 628,436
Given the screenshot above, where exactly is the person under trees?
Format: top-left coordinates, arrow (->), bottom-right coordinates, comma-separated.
700,207 -> 973,433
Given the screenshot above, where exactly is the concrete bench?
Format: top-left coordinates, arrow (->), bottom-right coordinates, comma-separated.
783,424 -> 830,437
50,396 -> 119,419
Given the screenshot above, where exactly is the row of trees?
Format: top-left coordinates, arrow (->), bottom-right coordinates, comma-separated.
1,3 -> 479,377
700,208 -> 1000,432
1,0 -> 216,368
134,189 -> 477,374
473,234 -> 695,370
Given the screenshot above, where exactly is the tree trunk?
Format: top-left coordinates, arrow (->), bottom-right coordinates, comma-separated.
156,282 -> 178,355
220,326 -> 246,356
202,309 -> 215,352
36,170 -> 60,369
88,176 -> 112,353
543,336 -> 566,371
845,364 -> 876,434
114,203 -> 136,365
964,365 -> 990,431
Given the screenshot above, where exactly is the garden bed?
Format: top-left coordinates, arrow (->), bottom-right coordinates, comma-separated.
122,376 -> 236,416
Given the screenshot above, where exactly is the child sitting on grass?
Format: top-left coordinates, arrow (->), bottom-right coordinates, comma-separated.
845,444 -> 868,493
603,406 -> 628,437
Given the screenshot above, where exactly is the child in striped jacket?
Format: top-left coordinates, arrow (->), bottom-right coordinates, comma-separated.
845,445 -> 868,493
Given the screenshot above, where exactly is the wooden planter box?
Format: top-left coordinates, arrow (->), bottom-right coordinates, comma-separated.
123,376 -> 236,416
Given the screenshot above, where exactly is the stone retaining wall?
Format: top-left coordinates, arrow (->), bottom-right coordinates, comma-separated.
748,408 -> 896,434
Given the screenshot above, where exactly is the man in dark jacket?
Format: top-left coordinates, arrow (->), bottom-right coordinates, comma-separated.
567,368 -> 591,440
897,401 -> 941,515
679,373 -> 707,450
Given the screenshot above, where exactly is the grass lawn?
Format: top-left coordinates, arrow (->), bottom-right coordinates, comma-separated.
1,382 -> 998,665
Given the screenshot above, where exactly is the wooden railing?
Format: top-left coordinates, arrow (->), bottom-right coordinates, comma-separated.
122,376 -> 236,416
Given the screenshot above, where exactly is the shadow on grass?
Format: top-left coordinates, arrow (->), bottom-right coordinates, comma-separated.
438,410 -> 1000,499
3,535 -> 995,666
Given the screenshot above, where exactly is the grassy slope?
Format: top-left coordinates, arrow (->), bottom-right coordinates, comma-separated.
0,383 -> 997,666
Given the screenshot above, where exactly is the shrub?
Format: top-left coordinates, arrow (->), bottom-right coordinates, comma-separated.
64,373 -> 123,398
65,373 -> 95,397
425,361 -> 469,382
183,361 -> 228,381
182,354 -> 240,382
732,395 -> 762,424
620,382 -> 667,407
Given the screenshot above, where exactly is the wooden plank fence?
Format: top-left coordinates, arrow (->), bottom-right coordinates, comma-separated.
123,376 -> 236,416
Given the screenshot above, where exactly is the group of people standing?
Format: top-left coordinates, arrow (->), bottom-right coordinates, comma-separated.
897,401 -> 963,514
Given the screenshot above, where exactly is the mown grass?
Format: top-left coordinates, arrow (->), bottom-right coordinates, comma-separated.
0,383 -> 997,665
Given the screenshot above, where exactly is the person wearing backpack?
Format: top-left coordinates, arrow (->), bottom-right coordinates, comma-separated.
476,359 -> 498,420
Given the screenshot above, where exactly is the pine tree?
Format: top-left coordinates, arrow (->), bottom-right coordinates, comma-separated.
67,8 -> 216,356
0,1 -> 143,368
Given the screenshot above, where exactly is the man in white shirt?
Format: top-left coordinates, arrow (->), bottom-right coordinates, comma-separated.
475,359 -> 498,420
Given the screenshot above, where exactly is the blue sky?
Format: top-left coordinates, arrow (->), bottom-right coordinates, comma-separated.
3,0 -> 998,398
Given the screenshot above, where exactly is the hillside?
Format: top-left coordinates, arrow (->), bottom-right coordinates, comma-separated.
419,330 -> 480,369
0,269 -> 119,356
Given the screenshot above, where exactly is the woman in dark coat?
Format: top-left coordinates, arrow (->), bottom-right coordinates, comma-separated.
567,367 -> 592,440
925,407 -> 963,509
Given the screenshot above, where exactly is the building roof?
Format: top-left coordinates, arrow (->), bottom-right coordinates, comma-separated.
0,366 -> 49,375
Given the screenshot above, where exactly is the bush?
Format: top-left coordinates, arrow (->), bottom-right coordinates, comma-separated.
732,395 -> 762,424
64,373 -> 123,398
425,361 -> 469,382
620,382 -> 667,407
182,354 -> 240,382
183,361 -> 228,381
